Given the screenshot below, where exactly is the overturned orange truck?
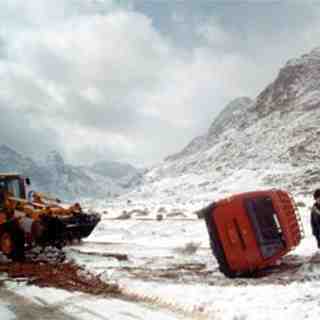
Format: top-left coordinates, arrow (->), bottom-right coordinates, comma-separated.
201,189 -> 304,277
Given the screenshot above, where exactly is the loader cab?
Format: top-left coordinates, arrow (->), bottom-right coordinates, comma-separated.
0,174 -> 28,207
203,189 -> 303,277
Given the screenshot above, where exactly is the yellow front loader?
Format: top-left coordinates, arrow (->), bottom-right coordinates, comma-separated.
0,173 -> 100,261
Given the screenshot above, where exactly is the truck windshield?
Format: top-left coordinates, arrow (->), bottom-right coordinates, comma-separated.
245,196 -> 285,259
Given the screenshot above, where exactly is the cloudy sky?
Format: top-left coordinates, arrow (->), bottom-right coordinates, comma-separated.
0,0 -> 320,167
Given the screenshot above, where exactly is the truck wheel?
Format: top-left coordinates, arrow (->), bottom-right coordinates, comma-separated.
0,224 -> 25,261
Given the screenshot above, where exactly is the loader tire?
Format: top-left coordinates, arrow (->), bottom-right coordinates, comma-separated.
37,216 -> 66,249
0,222 -> 25,262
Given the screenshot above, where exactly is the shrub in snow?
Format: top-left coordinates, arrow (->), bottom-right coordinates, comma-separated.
128,209 -> 149,217
156,214 -> 163,221
116,211 -> 132,220
166,210 -> 186,218
177,241 -> 201,255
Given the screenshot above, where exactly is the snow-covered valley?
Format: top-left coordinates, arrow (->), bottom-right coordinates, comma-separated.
0,187 -> 319,320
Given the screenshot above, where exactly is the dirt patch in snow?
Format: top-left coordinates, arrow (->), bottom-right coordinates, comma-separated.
0,261 -> 120,296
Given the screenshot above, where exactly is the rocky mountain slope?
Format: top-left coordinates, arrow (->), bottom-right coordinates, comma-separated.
126,47 -> 320,205
0,145 -> 142,200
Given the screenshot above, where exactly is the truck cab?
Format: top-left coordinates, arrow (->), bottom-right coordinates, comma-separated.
202,189 -> 304,277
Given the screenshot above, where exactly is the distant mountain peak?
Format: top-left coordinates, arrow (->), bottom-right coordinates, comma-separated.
0,145 -> 141,200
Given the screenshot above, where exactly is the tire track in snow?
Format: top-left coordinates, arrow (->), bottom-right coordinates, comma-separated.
118,285 -> 210,320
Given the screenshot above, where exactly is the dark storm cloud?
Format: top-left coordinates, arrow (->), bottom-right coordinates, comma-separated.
1,0 -> 320,166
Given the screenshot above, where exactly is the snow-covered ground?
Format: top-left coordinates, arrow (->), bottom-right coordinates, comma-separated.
0,189 -> 319,320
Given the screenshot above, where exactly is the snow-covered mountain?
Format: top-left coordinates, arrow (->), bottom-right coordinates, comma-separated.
126,47 -> 320,205
0,145 -> 142,200
3,48 -> 320,205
